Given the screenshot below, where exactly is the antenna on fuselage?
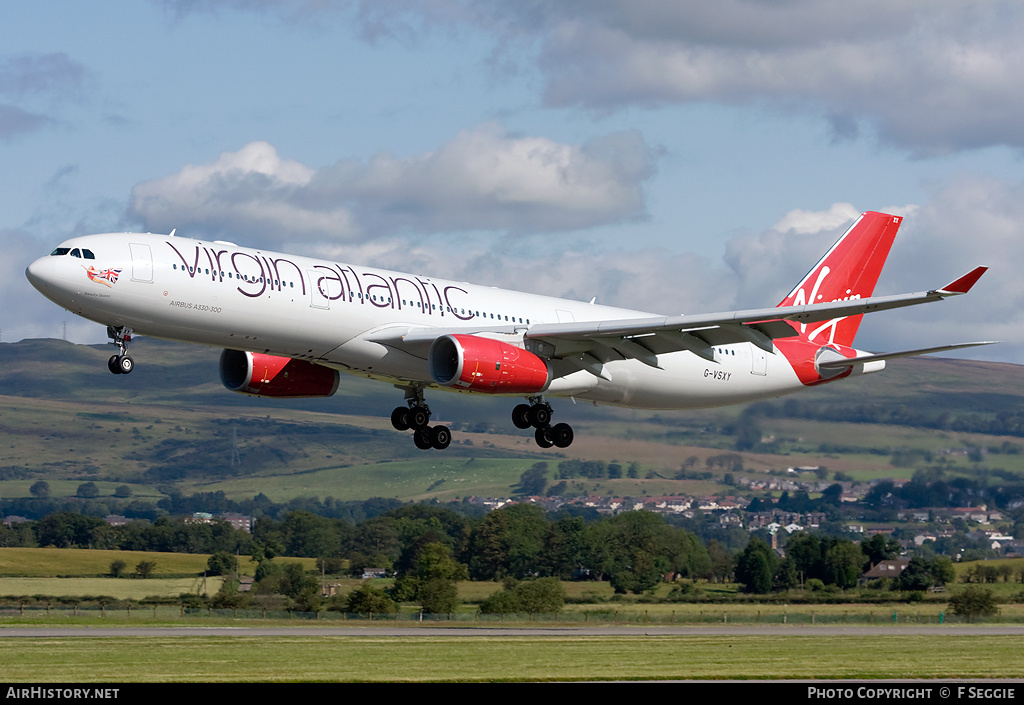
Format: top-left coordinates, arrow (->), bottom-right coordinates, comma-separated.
169,229 -> 176,237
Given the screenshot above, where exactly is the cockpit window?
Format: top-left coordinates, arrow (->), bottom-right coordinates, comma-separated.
48,247 -> 96,259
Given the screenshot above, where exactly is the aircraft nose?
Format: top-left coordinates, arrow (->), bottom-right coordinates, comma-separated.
25,256 -> 54,292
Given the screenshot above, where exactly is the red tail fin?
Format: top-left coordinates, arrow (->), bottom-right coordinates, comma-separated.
777,211 -> 902,348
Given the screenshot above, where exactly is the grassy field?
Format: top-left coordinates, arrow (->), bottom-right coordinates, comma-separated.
1,547 -> 1022,681
0,633 -> 1022,681
0,548 -> 216,576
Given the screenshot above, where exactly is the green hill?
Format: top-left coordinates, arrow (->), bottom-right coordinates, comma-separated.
1,337 -> 1022,507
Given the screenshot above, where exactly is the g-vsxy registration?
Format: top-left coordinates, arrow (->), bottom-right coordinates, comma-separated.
26,212 -> 994,450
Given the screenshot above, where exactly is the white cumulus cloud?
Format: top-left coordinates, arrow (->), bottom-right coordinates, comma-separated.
128,124 -> 656,245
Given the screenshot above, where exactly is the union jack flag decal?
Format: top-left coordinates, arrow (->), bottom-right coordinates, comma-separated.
85,266 -> 122,287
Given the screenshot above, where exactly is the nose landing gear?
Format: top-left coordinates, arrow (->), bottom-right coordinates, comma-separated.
106,326 -> 134,375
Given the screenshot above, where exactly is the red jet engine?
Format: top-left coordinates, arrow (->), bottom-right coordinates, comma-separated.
220,349 -> 340,398
429,334 -> 551,394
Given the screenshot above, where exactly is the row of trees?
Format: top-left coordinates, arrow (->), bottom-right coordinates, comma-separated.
5,503 -> 1010,599
735,532 -> 957,593
4,505 -> 716,595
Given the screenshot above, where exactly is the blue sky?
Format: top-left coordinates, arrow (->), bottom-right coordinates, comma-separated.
4,1 -> 1024,363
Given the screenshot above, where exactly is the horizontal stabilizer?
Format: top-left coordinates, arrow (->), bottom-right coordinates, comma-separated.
816,341 -> 999,370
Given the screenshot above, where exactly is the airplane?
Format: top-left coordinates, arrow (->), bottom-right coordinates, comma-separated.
25,211 -> 993,451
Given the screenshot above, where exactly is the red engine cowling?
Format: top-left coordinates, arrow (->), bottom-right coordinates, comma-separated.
429,334 -> 551,394
219,349 -> 340,398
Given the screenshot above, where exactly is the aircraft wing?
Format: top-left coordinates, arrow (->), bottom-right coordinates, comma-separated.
366,266 -> 987,370
523,266 -> 989,368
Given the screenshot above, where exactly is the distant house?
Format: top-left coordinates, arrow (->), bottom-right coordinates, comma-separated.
220,513 -> 254,533
859,559 -> 910,585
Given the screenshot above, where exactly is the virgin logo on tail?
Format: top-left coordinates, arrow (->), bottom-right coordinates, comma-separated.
775,212 -> 903,385
777,212 -> 902,349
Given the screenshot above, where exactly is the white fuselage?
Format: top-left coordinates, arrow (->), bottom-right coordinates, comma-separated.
26,232 -> 817,410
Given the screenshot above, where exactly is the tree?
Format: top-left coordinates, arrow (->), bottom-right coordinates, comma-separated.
479,577 -> 565,615
949,586 -> 999,621
930,556 -> 957,587
467,504 -> 547,580
109,559 -> 127,578
392,541 -> 467,614
862,533 -> 901,566
279,562 -> 319,601
76,482 -> 99,499
895,556 -> 935,591
706,540 -> 734,582
418,578 -> 459,614
735,537 -> 777,593
29,480 -> 50,499
784,532 -> 823,584
515,577 -> 565,614
135,560 -> 157,579
824,540 -> 865,589
206,551 -> 238,577
514,462 -> 548,496
345,584 -> 397,615
593,512 -> 673,594
35,512 -> 105,549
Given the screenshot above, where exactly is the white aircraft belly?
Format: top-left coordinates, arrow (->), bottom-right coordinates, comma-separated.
569,345 -> 803,410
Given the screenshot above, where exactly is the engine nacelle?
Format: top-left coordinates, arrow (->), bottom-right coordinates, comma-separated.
219,349 -> 340,398
429,334 -> 551,394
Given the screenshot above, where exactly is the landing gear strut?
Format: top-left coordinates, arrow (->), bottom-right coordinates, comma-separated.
106,325 -> 134,375
513,397 -> 573,449
391,385 -> 451,450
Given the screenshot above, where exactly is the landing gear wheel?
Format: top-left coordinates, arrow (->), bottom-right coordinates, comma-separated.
529,404 -> 551,428
430,425 -> 452,450
413,429 -> 433,450
408,406 -> 431,430
108,355 -> 123,375
512,404 -> 533,430
391,407 -> 411,431
535,427 -> 553,448
550,423 -> 574,448
117,355 -> 134,375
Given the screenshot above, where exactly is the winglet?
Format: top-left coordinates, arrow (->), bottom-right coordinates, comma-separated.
935,266 -> 987,295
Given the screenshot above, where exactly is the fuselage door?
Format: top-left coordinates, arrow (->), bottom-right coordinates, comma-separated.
129,243 -> 153,283
751,346 -> 767,376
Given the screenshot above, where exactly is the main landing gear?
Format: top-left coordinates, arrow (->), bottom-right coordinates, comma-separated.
390,389 -> 572,451
512,397 -> 574,449
391,386 -> 451,450
106,326 -> 134,375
